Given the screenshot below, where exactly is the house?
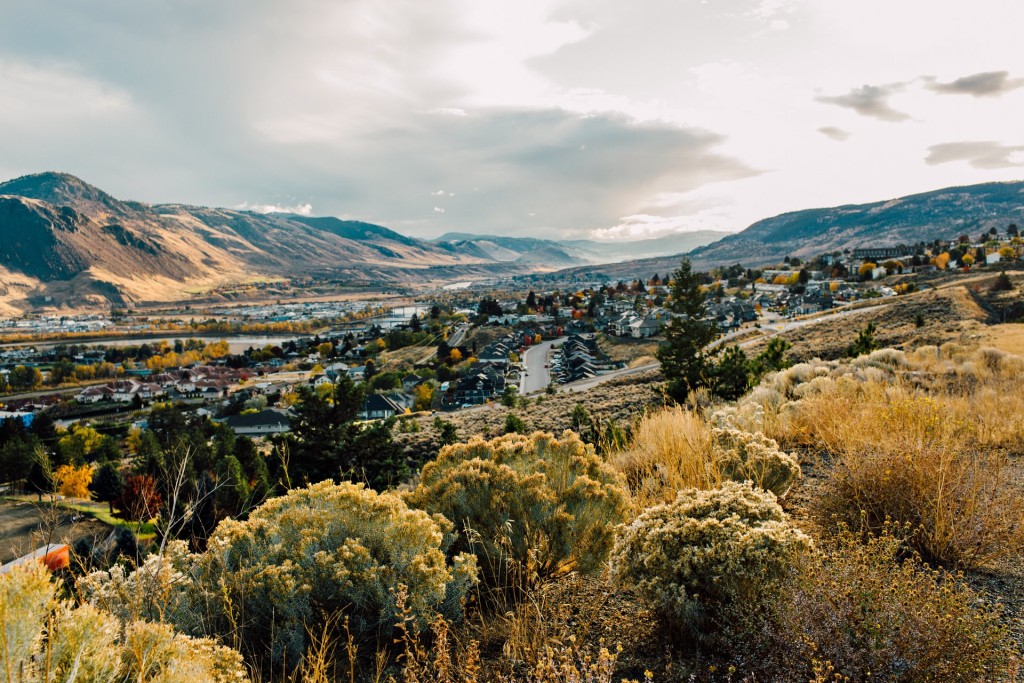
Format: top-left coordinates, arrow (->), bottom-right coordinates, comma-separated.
362,393 -> 406,420
401,374 -> 423,393
986,251 -> 1002,265
222,409 -> 291,436
78,380 -> 164,404
76,385 -> 115,403
347,366 -> 366,382
852,246 -> 913,260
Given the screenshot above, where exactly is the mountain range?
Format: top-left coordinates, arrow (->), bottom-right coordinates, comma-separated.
551,181 -> 1024,280
0,173 -> 528,313
1,172 -> 1022,312
433,231 -> 729,265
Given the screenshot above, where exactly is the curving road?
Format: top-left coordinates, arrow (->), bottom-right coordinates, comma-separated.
520,339 -> 558,394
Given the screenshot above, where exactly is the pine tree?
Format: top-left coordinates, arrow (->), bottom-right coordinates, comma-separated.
90,461 -> 125,513
656,259 -> 718,403
713,345 -> 752,401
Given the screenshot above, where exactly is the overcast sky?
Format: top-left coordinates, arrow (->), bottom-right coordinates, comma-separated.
2,0 -> 1023,240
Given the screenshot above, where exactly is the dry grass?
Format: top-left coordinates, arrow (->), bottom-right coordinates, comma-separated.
610,406 -> 801,510
984,322 -> 1024,355
597,334 -> 660,366
610,406 -> 715,508
747,286 -> 992,362
731,345 -> 1024,568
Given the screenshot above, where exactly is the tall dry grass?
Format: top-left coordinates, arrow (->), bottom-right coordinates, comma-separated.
742,345 -> 1024,568
610,406 -> 800,510
610,406 -> 716,507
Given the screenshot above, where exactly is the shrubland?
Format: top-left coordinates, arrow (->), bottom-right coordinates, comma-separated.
3,334 -> 1022,681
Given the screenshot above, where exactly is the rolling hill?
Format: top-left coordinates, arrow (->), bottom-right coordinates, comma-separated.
0,173 -> 498,312
433,230 -> 729,266
548,181 -> 1024,280
688,181 -> 1024,267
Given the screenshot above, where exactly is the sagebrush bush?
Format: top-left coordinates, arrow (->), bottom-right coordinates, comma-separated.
3,562 -> 249,683
85,481 -> 477,670
196,480 -> 477,666
710,427 -> 800,497
406,430 -> 630,593
611,481 -> 810,637
726,526 -> 1019,681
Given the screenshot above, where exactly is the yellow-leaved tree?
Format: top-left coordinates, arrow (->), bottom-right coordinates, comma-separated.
53,464 -> 93,498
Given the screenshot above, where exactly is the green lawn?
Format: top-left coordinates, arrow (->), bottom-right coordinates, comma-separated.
2,494 -> 157,538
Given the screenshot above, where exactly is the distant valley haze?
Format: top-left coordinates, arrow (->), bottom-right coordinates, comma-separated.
2,1 -> 1024,244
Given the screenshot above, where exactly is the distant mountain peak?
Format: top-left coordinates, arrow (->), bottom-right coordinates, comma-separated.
0,171 -> 125,211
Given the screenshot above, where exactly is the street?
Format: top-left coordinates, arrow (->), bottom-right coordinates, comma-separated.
520,339 -> 557,394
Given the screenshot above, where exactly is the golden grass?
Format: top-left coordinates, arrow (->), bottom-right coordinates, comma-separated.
982,322 -> 1024,356
610,406 -> 800,510
609,406 -> 716,509
750,346 -> 1024,567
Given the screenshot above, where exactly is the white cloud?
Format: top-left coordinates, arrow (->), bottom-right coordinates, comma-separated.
433,206 -> 446,213
4,0 -> 1024,243
237,202 -> 314,216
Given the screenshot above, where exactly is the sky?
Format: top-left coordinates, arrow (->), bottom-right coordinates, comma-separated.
2,0 -> 1024,241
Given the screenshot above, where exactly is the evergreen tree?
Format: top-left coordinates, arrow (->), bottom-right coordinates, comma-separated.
214,455 -> 251,518
25,449 -> 52,501
847,322 -> 879,358
656,258 -> 719,403
90,461 -> 125,513
751,338 -> 793,380
713,345 -> 752,401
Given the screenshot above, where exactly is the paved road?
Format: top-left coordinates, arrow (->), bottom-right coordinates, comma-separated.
520,339 -> 558,394
447,323 -> 468,349
547,302 -> 890,395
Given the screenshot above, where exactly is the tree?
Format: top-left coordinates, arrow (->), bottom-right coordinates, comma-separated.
525,290 -> 537,309
115,474 -> 162,523
433,417 -> 458,446
91,461 -> 126,512
991,271 -> 1013,292
53,464 -> 92,499
448,348 -> 463,364
8,365 -> 42,391
503,412 -> 527,435
751,337 -> 792,380
656,258 -> 718,403
214,455 -> 251,519
570,402 -> 592,434
409,313 -> 422,332
713,346 -> 752,401
25,449 -> 53,501
847,322 -> 879,358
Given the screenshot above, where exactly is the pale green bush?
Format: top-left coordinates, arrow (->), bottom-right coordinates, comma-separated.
611,481 -> 810,636
2,562 -> 248,683
190,480 -> 477,666
79,539 -> 194,627
407,430 -> 630,592
711,427 -> 801,497
83,481 -> 477,670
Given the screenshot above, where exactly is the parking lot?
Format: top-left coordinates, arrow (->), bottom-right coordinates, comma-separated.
0,499 -> 108,565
